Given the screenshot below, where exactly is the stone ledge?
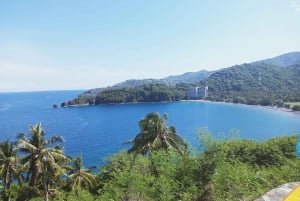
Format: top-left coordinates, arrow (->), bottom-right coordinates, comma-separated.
255,182 -> 300,201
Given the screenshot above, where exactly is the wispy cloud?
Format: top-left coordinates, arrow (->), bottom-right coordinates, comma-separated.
0,62 -> 55,92
0,59 -> 140,92
0,40 -> 174,91
291,1 -> 300,15
0,40 -> 48,65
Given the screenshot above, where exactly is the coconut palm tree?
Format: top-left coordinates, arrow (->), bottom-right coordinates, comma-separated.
126,112 -> 186,155
0,140 -> 23,201
67,155 -> 96,194
15,123 -> 71,201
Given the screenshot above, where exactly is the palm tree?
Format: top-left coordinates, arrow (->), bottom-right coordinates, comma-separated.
126,112 -> 186,155
15,123 -> 71,201
0,140 -> 23,201
67,155 -> 96,194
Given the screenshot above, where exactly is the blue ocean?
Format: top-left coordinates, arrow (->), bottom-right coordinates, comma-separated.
1,90 -> 300,167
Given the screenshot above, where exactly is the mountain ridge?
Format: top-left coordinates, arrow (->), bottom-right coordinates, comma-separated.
99,51 -> 300,90
62,51 -> 300,107
252,51 -> 300,67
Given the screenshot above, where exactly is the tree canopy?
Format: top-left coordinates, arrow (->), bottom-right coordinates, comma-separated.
126,112 -> 187,155
62,64 -> 300,110
1,118 -> 300,200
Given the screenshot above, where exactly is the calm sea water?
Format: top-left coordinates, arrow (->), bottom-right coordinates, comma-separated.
1,90 -> 300,167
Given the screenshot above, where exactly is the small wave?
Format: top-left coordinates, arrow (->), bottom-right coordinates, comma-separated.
80,122 -> 89,129
0,104 -> 11,112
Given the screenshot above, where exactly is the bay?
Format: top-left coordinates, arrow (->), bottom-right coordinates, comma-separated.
0,90 -> 300,167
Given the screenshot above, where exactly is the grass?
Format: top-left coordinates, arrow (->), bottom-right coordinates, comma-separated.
285,102 -> 300,111
286,102 -> 300,107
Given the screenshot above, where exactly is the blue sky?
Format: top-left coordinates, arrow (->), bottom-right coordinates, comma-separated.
1,0 -> 300,92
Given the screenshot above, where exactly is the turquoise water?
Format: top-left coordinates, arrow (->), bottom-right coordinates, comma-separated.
0,90 -> 300,166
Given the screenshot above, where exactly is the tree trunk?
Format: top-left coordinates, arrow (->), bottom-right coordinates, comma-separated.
42,165 -> 49,201
43,181 -> 49,201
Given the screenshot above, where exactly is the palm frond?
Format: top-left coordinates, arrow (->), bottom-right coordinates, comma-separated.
0,165 -> 5,177
0,152 -> 7,160
15,140 -> 37,153
122,140 -> 133,145
81,173 -> 96,187
127,112 -> 186,155
15,133 -> 27,141
152,136 -> 163,150
45,136 -> 64,146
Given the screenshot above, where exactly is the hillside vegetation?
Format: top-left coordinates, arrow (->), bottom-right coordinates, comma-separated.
61,52 -> 300,108
1,115 -> 299,201
62,83 -> 193,105
201,63 -> 300,105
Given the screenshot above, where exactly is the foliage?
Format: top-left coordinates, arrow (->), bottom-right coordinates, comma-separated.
126,112 -> 187,155
196,132 -> 300,201
14,123 -> 72,201
97,152 -> 154,200
201,64 -> 300,105
94,83 -> 188,104
285,102 -> 300,111
1,120 -> 300,200
65,155 -> 97,193
61,70 -> 212,106
0,140 -> 22,201
62,62 -> 300,108
97,150 -> 199,201
63,83 -> 190,106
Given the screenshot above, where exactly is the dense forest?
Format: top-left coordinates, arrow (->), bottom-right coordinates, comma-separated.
60,52 -> 300,109
61,83 -> 193,106
1,112 -> 300,201
201,63 -> 300,106
61,63 -> 300,111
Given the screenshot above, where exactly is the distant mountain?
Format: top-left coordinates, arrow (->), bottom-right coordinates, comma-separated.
163,70 -> 213,84
110,52 -> 300,89
200,52 -> 300,105
113,70 -> 213,88
76,69 -> 212,98
253,51 -> 300,67
113,79 -> 168,88
62,51 -> 300,107
201,63 -> 300,104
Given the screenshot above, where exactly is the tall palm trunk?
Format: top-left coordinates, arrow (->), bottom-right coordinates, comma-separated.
3,169 -> 11,201
42,164 -> 49,201
15,124 -> 71,200
43,184 -> 49,201
7,170 -> 11,201
29,162 -> 39,187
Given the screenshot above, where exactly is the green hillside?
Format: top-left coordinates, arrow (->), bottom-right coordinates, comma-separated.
63,83 -> 192,105
62,63 -> 300,107
61,52 -> 300,107
201,64 -> 300,105
253,51 -> 300,67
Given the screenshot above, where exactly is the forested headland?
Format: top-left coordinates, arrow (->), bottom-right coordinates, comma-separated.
1,112 -> 300,201
60,52 -> 300,111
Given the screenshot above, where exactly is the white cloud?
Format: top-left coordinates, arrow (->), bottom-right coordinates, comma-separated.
0,40 -> 178,91
0,59 -> 148,92
0,41 -> 52,91
0,62 -> 54,91
291,1 -> 300,15
0,40 -> 48,65
1,63 -> 54,75
0,40 -> 158,91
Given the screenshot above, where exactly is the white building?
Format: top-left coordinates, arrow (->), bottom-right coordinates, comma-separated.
188,86 -> 208,99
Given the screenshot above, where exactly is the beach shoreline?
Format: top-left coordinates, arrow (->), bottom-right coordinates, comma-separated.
181,99 -> 300,116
